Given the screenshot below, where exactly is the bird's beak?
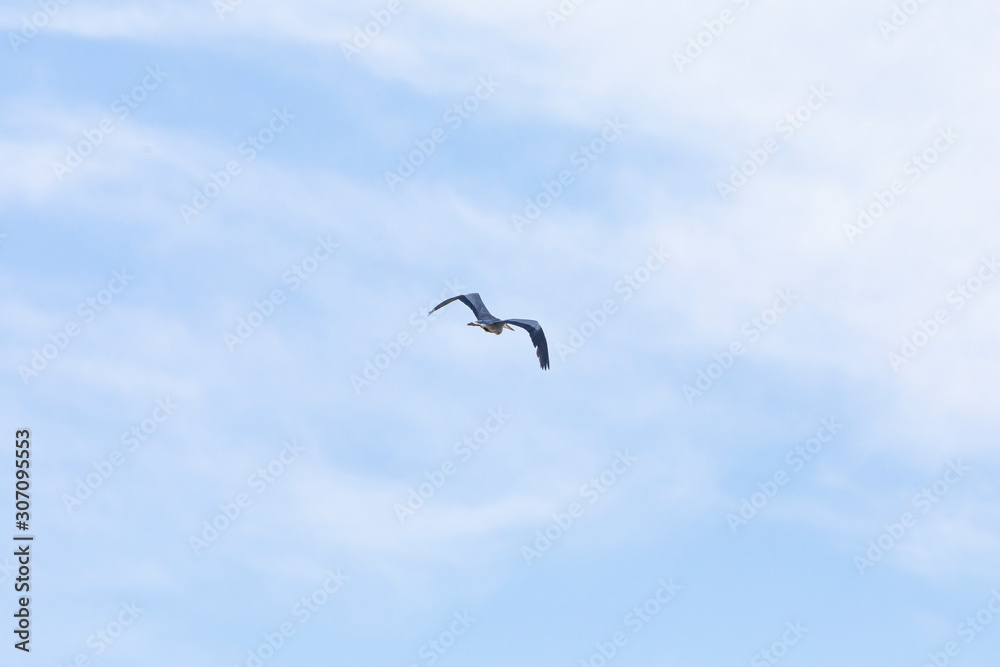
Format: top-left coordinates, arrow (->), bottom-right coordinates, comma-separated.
504,323 -> 514,331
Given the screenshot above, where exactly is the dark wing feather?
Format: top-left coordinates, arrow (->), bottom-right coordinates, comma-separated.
428,292 -> 495,321
500,319 -> 549,370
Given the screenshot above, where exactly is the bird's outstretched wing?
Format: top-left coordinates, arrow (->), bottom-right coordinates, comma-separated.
429,293 -> 495,321
500,319 -> 550,370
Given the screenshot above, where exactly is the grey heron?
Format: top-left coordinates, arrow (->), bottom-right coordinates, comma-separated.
429,293 -> 550,370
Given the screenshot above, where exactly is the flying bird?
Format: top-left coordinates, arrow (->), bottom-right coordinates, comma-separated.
428,293 -> 549,370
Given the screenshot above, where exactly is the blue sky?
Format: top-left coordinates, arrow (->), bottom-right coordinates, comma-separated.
2,0 -> 1000,665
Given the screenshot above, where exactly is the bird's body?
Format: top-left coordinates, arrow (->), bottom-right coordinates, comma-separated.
429,293 -> 550,370
470,320 -> 513,335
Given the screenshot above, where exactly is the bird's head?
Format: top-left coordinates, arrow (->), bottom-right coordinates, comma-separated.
503,323 -> 515,331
